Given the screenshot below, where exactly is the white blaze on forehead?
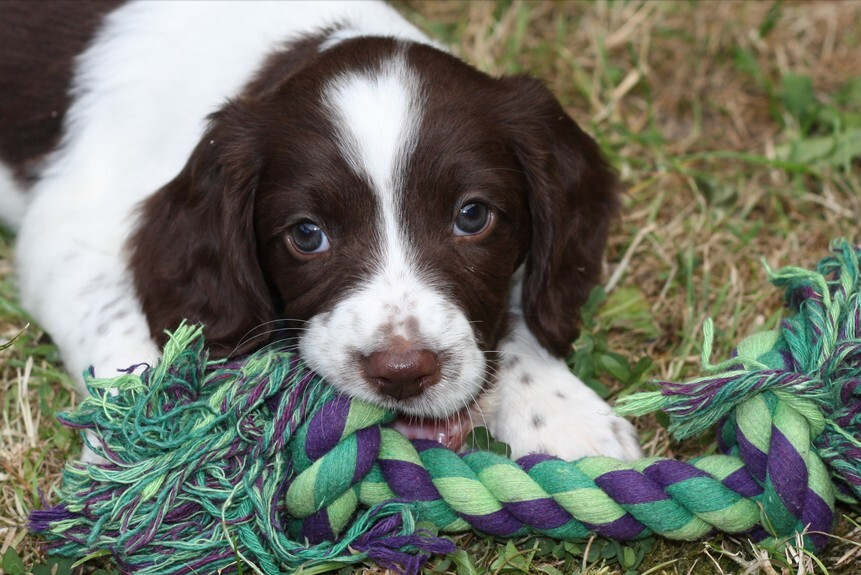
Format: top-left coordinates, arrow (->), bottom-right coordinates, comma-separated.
323,51 -> 423,265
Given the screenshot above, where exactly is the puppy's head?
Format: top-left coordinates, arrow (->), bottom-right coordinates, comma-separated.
130,37 -> 617,436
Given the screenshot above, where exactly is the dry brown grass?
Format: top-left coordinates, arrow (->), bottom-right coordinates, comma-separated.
3,1 -> 861,573
0,265 -> 76,568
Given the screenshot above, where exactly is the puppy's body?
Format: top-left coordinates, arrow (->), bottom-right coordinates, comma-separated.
0,0 -> 641,460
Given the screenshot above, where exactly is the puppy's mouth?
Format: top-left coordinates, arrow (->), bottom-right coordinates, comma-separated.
391,407 -> 474,451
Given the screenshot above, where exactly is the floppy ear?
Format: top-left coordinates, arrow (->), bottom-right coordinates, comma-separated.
128,103 -> 276,357
500,76 -> 619,357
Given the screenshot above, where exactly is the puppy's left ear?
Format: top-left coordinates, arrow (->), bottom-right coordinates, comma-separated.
500,76 -> 619,357
128,101 -> 276,357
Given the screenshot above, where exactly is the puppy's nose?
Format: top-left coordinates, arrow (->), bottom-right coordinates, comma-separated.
362,344 -> 440,400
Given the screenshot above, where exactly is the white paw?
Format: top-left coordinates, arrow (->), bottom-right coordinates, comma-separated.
484,350 -> 643,462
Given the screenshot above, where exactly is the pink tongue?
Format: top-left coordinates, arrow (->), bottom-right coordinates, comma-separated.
392,412 -> 472,451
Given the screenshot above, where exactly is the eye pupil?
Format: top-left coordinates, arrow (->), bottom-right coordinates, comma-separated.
290,222 -> 329,254
455,202 -> 490,236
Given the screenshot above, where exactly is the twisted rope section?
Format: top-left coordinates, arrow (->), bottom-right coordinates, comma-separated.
626,240 -> 861,505
283,388 -> 833,552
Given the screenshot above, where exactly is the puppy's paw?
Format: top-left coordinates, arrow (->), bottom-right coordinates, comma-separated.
485,353 -> 643,462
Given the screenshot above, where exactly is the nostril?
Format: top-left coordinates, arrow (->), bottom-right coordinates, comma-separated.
362,346 -> 440,400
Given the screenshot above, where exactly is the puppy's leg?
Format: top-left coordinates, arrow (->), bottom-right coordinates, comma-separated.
16,190 -> 159,461
484,316 -> 642,461
17,224 -> 159,389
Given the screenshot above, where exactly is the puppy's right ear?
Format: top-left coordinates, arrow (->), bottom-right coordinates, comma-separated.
128,102 -> 275,357
498,76 -> 619,357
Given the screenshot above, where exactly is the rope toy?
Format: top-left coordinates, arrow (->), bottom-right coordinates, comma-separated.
30,239 -> 861,575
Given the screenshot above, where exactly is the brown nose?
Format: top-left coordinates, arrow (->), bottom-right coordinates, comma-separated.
362,343 -> 440,400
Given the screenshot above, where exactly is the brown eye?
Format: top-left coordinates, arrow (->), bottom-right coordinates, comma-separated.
289,221 -> 330,254
454,202 -> 491,236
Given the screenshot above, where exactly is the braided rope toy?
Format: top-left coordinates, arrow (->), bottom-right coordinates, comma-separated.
30,239 -> 861,574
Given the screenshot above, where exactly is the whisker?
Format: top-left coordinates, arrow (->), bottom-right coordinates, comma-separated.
227,318 -> 312,358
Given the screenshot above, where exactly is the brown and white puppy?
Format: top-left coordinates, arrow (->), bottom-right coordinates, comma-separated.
0,0 -> 641,461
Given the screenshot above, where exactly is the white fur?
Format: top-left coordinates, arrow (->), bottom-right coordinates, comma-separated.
488,318 -> 643,460
6,0 -> 640,461
480,276 -> 642,460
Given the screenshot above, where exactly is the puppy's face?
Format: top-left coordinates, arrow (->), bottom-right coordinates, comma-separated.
131,38 -> 617,439
253,41 -> 531,423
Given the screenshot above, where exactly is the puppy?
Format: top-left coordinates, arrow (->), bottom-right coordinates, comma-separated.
0,0 -> 641,461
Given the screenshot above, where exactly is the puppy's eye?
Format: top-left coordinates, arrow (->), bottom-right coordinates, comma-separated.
454,202 -> 492,236
288,221 -> 330,255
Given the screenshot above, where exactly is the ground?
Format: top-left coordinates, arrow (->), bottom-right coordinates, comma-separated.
2,1 -> 861,574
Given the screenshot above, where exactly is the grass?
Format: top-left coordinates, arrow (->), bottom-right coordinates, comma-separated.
2,0 -> 861,573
